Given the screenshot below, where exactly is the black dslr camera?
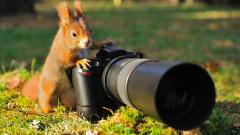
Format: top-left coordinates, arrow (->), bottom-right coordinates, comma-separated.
67,45 -> 216,130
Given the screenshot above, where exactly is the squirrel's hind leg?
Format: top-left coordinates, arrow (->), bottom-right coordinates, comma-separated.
60,89 -> 76,111
59,73 -> 76,111
38,72 -> 61,113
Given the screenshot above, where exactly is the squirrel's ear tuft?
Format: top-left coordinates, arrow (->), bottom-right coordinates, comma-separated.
74,0 -> 83,18
56,2 -> 72,25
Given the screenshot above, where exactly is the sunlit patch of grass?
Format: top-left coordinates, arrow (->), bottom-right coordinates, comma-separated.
94,107 -> 177,135
211,64 -> 240,101
180,10 -> 240,20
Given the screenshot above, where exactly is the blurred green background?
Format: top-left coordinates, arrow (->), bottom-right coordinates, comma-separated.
0,0 -> 240,70
0,0 -> 240,134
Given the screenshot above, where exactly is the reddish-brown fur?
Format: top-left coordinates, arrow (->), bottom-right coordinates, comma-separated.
21,73 -> 40,102
21,0 -> 116,113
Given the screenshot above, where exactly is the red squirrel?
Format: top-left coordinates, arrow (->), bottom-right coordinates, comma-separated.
21,0 -> 116,113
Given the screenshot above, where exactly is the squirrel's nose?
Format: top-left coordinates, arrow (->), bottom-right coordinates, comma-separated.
79,39 -> 89,48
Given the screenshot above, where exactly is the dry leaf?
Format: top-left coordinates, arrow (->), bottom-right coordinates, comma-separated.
202,61 -> 224,72
7,102 -> 17,109
182,128 -> 202,135
6,75 -> 22,90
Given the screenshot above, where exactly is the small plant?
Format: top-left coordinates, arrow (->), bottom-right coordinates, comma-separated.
0,83 -> 6,92
18,68 -> 31,81
30,58 -> 36,75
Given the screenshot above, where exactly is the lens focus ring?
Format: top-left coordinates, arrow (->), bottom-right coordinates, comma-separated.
117,59 -> 152,108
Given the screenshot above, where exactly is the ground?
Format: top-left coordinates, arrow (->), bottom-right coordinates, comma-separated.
0,1 -> 239,134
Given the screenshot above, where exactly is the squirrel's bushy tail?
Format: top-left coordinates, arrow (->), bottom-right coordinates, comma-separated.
20,74 -> 40,102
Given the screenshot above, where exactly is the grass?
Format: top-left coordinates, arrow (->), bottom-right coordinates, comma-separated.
0,1 -> 240,134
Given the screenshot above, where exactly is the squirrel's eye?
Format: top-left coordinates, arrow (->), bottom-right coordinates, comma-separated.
71,32 -> 77,38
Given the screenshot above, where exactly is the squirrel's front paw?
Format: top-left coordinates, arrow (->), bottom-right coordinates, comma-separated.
76,59 -> 91,72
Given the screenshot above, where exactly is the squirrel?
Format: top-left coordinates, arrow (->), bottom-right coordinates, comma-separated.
21,0 -> 116,113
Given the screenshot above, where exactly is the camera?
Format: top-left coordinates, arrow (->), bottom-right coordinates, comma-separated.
66,45 -> 216,130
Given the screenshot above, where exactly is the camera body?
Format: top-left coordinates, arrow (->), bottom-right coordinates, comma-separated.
68,45 -> 142,121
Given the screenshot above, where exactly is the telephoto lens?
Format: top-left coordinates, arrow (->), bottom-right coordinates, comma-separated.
102,59 -> 216,130
71,45 -> 216,130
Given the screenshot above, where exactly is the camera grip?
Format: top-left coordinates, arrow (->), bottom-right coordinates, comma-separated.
72,67 -> 98,121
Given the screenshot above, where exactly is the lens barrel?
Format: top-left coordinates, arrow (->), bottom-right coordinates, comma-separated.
102,58 -> 216,130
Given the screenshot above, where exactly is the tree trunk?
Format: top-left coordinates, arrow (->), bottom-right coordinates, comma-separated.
0,0 -> 35,15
